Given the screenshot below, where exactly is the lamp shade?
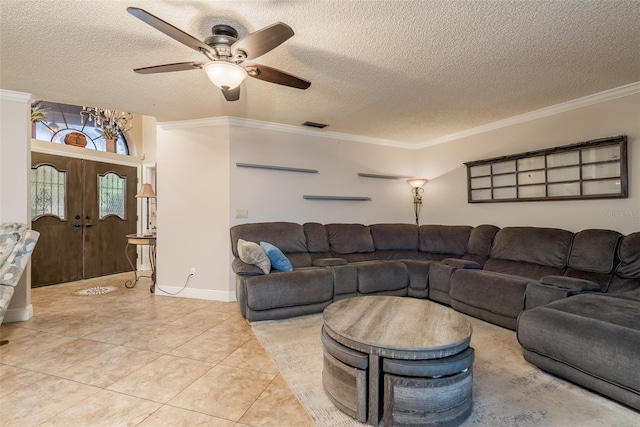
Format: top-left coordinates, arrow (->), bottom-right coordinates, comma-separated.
136,183 -> 156,198
203,61 -> 247,90
406,178 -> 429,189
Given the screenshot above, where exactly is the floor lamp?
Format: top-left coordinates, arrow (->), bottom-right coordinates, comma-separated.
406,178 -> 428,226
136,183 -> 157,236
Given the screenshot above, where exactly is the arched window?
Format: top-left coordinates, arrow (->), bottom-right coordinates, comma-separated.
31,101 -> 130,155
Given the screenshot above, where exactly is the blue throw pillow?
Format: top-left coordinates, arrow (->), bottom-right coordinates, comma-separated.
260,241 -> 293,272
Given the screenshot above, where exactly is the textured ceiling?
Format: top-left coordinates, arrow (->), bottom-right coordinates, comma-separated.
1,0 -> 639,147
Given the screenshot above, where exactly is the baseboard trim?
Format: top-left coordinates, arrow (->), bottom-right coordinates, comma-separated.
153,284 -> 236,302
3,304 -> 33,323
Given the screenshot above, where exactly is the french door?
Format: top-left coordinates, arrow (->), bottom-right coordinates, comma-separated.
30,152 -> 137,286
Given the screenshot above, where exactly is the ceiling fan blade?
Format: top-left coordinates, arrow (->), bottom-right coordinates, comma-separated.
246,64 -> 311,89
232,22 -> 294,60
133,62 -> 204,74
222,86 -> 241,101
127,7 -> 215,57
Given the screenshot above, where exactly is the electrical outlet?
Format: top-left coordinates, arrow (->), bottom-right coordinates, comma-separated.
236,209 -> 249,219
190,268 -> 196,277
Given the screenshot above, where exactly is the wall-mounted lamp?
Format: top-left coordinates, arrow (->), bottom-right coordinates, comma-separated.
406,178 -> 428,226
203,61 -> 247,90
136,183 -> 157,236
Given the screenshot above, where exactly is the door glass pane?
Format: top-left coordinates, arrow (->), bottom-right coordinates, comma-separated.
31,165 -> 66,220
99,172 -> 126,219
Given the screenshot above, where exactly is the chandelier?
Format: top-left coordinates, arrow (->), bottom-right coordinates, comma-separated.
80,107 -> 133,133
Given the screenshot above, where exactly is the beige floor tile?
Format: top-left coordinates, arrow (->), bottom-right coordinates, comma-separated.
0,330 -> 77,367
80,320 -> 160,345
56,345 -> 163,387
0,323 -> 38,342
208,313 -> 253,337
0,375 -> 101,427
239,375 -> 315,427
169,308 -> 234,332
138,405 -> 235,427
107,354 -> 213,403
169,365 -> 276,421
120,324 -> 204,353
169,331 -> 250,363
19,312 -> 111,337
219,338 -> 279,374
40,389 -> 161,427
15,337 -> 115,375
0,364 -> 49,397
128,305 -> 197,325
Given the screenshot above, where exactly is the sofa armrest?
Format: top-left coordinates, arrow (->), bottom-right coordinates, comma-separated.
539,275 -> 602,292
232,258 -> 264,276
441,258 -> 482,269
313,257 -> 348,267
525,277 -> 603,310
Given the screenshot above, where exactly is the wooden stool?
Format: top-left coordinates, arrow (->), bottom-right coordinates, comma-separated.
383,347 -> 474,426
321,326 -> 369,422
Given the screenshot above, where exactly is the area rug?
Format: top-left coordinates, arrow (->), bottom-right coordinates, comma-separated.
72,286 -> 119,296
252,313 -> 639,427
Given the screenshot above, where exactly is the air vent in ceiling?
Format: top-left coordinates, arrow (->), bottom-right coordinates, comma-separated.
302,121 -> 328,129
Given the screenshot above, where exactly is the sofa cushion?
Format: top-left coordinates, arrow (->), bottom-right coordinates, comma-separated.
517,293 -> 640,399
466,224 -> 500,256
419,225 -> 472,255
616,232 -> 640,279
370,224 -> 419,251
303,222 -> 331,253
326,224 -> 374,254
245,268 -> 335,311
483,258 -> 564,280
352,261 -> 408,294
260,241 -> 293,272
230,222 -> 308,257
490,227 -> 573,269
568,229 -> 621,274
237,239 -> 270,274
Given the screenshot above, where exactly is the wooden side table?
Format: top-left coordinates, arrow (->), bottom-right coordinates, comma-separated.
124,234 -> 156,292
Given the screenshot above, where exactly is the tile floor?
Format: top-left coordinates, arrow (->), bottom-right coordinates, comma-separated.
0,272 -> 314,426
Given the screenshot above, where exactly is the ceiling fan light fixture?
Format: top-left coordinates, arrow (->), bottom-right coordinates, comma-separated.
203,61 -> 247,90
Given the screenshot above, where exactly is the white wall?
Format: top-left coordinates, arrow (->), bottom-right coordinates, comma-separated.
0,90 -> 33,321
229,125 -> 418,226
417,93 -> 640,234
155,123 -> 231,300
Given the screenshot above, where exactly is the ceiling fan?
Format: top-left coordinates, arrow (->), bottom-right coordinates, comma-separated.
127,7 -> 311,101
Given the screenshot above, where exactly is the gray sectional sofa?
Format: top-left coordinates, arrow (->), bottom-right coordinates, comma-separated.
230,222 -> 640,411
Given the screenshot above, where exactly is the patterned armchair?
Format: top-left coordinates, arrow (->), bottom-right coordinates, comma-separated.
0,223 -> 40,332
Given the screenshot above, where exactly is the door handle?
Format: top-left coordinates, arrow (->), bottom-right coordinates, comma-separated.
74,224 -> 82,228
85,224 -> 93,228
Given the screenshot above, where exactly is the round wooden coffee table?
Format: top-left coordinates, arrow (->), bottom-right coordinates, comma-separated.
323,296 -> 473,426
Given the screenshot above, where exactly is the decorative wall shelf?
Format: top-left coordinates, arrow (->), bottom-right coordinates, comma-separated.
464,135 -> 627,203
357,173 -> 413,180
303,195 -> 371,201
236,162 -> 318,174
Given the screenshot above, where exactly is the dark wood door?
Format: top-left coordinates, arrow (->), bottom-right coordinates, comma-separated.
31,153 -> 137,286
83,160 -> 137,278
31,153 -> 84,285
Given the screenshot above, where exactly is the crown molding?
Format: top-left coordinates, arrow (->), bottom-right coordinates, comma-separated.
158,116 -> 413,148
418,81 -> 640,149
0,89 -> 33,103
156,81 -> 639,150
157,116 -> 231,130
